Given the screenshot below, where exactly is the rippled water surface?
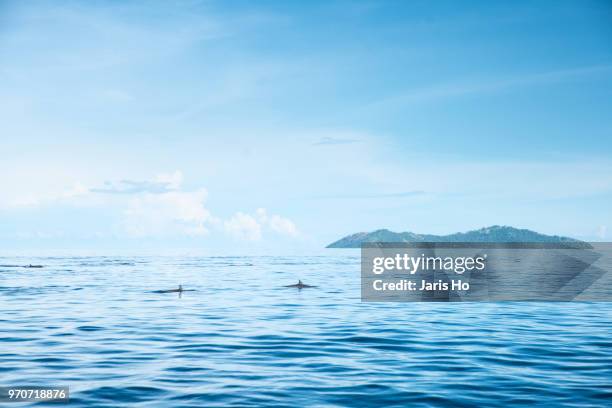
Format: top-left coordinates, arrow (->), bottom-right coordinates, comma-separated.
1,256 -> 610,407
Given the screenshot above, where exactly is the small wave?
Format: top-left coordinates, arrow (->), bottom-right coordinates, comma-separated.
76,325 -> 104,332
79,386 -> 170,404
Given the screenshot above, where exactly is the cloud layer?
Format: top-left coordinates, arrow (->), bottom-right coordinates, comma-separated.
9,170 -> 300,242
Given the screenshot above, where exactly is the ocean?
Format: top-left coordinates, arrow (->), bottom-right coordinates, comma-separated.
1,255 -> 610,407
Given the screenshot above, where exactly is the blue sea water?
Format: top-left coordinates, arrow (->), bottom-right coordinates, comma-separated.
0,255 -> 610,407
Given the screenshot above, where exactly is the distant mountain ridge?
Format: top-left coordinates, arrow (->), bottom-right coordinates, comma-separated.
327,226 -> 579,248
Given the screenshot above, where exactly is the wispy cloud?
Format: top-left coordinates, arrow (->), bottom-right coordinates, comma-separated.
101,89 -> 133,102
313,136 -> 361,146
1,1 -> 230,74
315,190 -> 428,200
4,183 -> 89,209
370,64 -> 612,107
91,171 -> 183,194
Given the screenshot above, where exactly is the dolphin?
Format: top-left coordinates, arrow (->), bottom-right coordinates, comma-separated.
284,280 -> 316,289
24,264 -> 43,268
153,285 -> 195,294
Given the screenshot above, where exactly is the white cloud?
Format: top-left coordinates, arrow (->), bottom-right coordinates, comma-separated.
224,208 -> 299,241
224,212 -> 262,241
255,207 -> 268,222
269,214 -> 299,237
122,189 -> 211,237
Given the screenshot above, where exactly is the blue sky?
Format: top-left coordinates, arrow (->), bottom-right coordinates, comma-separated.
1,0 -> 611,254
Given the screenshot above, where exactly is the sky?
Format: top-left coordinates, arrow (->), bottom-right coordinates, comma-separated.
1,0 -> 611,254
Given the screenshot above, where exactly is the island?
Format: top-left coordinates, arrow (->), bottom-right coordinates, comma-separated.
327,225 -> 579,248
